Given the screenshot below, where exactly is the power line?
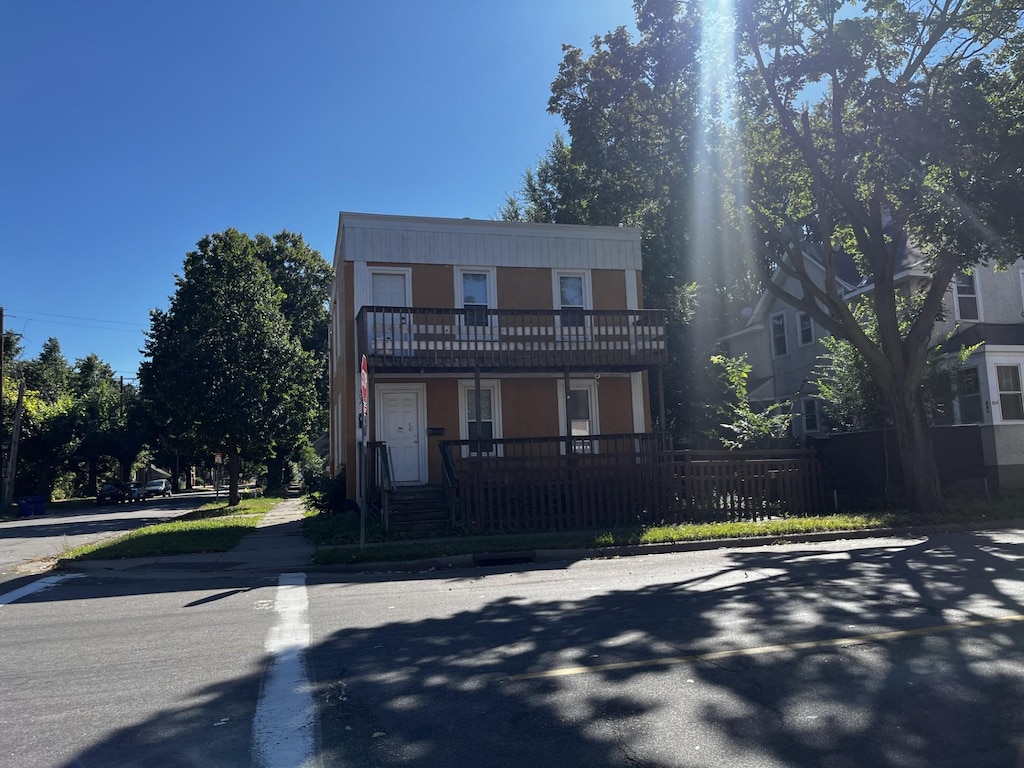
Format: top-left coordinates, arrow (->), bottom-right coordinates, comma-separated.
5,313 -> 146,334
5,309 -> 147,328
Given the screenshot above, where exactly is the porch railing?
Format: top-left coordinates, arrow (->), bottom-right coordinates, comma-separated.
357,306 -> 667,371
365,441 -> 394,532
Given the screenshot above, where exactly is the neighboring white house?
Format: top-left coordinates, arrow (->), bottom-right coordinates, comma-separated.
719,248 -> 1024,488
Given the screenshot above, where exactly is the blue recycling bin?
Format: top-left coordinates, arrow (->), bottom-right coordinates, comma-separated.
16,496 -> 45,517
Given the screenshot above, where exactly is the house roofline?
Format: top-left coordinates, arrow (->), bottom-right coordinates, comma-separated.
337,211 -> 642,241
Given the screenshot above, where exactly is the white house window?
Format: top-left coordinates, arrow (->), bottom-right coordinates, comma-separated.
557,379 -> 599,454
798,312 -> 814,346
997,365 -> 1024,420
555,271 -> 590,328
954,272 -> 980,321
456,267 -> 496,330
459,380 -> 502,455
802,397 -> 819,433
771,312 -> 788,357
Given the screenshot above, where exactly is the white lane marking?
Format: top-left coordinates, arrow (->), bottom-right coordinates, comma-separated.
253,573 -> 320,768
0,574 -> 83,607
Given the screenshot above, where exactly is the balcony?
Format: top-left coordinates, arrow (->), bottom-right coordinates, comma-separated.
356,306 -> 667,373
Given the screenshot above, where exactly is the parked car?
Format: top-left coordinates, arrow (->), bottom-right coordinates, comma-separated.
96,482 -> 130,505
127,482 -> 145,502
144,479 -> 172,498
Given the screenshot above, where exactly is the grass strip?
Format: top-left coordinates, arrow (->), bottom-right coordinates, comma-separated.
58,497 -> 279,561
310,513 -> 898,566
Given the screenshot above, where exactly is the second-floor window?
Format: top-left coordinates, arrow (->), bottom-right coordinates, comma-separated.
798,312 -> 814,346
954,272 -> 980,321
997,365 -> 1024,420
556,272 -> 588,328
462,272 -> 489,326
771,312 -> 788,357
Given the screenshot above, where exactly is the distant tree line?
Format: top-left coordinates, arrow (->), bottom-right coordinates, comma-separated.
2,229 -> 332,507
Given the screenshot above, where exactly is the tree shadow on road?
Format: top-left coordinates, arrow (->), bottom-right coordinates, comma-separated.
14,529 -> 1023,767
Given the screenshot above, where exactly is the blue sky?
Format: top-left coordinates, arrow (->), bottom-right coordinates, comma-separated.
1,0 -> 635,380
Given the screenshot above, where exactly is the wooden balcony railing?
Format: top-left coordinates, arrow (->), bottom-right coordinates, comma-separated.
356,306 -> 667,371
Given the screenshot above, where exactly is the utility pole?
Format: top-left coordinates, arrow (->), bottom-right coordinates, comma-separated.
1,306 -> 5,509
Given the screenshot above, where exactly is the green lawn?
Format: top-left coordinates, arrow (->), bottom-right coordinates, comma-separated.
43,488 -> 1024,567
57,497 -> 279,561
307,492 -> 1024,566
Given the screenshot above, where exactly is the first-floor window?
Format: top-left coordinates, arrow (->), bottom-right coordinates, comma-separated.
997,365 -> 1024,420
802,398 -> 819,433
558,380 -> 599,454
567,388 -> 593,453
459,381 -> 501,455
957,367 -> 983,424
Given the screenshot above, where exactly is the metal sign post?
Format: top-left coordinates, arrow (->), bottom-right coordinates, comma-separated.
360,355 -> 368,548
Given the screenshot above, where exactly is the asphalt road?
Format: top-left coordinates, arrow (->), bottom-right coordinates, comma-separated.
1,527 -> 1022,767
0,492 -> 214,583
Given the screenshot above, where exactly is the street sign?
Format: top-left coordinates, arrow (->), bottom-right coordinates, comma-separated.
214,452 -> 222,465
360,354 -> 368,416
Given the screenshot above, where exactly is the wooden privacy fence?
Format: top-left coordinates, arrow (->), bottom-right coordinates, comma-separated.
440,438 -> 826,532
675,449 -> 826,521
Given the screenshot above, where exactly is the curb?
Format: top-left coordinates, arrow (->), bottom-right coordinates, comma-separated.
305,517 -> 1024,575
54,517 -> 1024,579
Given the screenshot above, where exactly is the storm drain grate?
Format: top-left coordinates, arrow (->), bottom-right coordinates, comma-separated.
129,561 -> 244,571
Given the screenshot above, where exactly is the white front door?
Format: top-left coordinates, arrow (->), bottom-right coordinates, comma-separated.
378,385 -> 426,484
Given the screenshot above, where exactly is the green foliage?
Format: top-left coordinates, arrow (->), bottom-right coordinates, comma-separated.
815,296 -> 983,431
303,469 -> 348,515
735,0 -> 1023,514
501,0 -> 761,440
711,354 -> 795,448
139,228 -> 321,503
140,229 -> 330,500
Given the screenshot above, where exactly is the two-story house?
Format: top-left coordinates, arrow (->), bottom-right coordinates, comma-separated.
329,213 -> 669,532
717,246 -> 864,437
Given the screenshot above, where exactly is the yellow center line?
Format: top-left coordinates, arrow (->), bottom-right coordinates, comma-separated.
506,613 -> 1024,681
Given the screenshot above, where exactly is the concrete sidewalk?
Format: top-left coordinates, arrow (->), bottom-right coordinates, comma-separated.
58,496 -> 1024,580
61,496 -> 316,578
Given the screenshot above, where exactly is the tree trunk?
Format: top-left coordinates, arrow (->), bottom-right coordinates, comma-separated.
266,449 -> 286,496
888,385 -> 944,516
228,450 -> 240,507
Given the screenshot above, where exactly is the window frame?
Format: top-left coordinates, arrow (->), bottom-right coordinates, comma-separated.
458,379 -> 503,456
455,266 -> 498,336
953,271 -> 981,322
797,312 -> 814,347
556,378 -> 600,454
553,270 -> 592,337
770,312 -> 788,358
801,397 -> 819,433
996,364 -> 1024,421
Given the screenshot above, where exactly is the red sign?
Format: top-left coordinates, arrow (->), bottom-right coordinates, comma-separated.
360,355 -> 368,416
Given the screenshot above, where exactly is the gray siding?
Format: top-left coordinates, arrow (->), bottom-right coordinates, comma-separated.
337,212 -> 642,271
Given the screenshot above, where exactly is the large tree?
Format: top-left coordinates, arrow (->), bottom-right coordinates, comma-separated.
503,0 -> 757,440
140,229 -> 315,506
736,0 -> 1024,513
251,231 -> 331,493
